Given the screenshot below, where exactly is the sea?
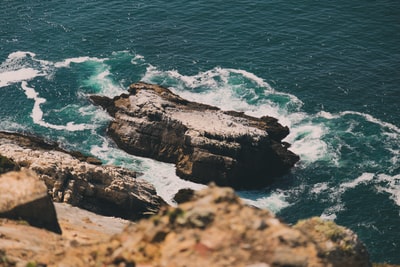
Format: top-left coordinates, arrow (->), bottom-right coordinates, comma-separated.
0,0 -> 399,263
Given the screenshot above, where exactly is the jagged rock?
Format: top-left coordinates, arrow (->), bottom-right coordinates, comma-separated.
173,188 -> 195,204
57,185 -> 372,267
0,154 -> 19,174
90,82 -> 299,189
0,202 -> 130,266
0,131 -> 165,221
0,170 -> 62,234
294,217 -> 372,267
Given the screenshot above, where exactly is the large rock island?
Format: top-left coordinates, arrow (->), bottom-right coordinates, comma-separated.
91,82 -> 299,189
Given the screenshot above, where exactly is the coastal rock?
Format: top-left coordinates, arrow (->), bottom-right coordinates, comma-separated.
295,217 -> 372,267
0,202 -> 129,266
0,154 -> 19,174
173,188 -> 195,204
0,131 -> 164,220
58,185 -> 372,267
0,169 -> 62,234
90,82 -> 300,189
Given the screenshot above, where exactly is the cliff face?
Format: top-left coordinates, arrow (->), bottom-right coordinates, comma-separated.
0,131 -> 164,220
91,82 -> 299,189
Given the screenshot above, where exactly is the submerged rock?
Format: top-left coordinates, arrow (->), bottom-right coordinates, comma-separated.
0,169 -> 62,234
91,82 -> 299,189
0,131 -> 164,221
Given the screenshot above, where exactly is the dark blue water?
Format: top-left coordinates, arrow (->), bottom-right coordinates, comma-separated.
1,1 -> 399,263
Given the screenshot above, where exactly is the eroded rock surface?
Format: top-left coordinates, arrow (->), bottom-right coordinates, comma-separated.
91,82 -> 299,189
0,202 -> 129,267
0,131 -> 164,220
57,185 -> 372,267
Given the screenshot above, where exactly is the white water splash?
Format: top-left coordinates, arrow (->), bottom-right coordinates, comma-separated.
319,173 -> 400,220
0,68 -> 44,87
21,81 -> 91,131
375,174 -> 400,207
142,64 -> 329,167
90,137 -> 205,204
0,52 -> 45,87
238,190 -> 291,213
54,56 -> 105,68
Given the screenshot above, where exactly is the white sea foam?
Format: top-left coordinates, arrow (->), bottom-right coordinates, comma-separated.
339,172 -> 375,191
142,65 -> 330,165
0,51 -> 46,87
0,68 -> 43,87
54,56 -> 105,68
131,54 -> 145,64
21,81 -> 91,131
341,111 -> 400,134
238,190 -> 291,213
285,123 -> 330,164
84,65 -> 126,97
0,121 -> 29,132
319,172 -> 400,220
311,182 -> 329,195
320,205 -> 343,221
319,173 -> 376,220
90,137 -> 205,204
375,174 -> 400,207
139,157 -> 206,204
7,51 -> 36,60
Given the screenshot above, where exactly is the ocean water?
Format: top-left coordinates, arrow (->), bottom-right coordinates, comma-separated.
0,1 -> 399,263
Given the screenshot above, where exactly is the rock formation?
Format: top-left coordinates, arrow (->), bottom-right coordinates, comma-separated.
0,131 -> 164,220
0,169 -> 62,234
56,185 -> 372,267
90,82 -> 299,189
0,154 -> 19,174
0,200 -> 129,266
294,217 -> 372,267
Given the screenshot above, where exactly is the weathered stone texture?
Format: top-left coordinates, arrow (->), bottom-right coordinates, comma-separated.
91,82 -> 300,189
0,132 -> 164,221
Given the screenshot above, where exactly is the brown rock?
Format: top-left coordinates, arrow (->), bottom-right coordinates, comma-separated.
0,154 -> 19,174
294,217 -> 372,267
58,185 -> 372,267
0,170 -> 62,234
0,131 -> 164,221
0,201 -> 130,266
90,82 -> 299,189
173,188 -> 195,204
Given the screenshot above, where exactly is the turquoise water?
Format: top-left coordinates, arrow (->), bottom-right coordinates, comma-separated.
1,1 -> 399,263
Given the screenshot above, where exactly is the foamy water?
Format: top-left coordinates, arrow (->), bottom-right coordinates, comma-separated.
0,51 -> 399,263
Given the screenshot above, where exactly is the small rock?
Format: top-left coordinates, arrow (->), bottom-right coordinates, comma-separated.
173,188 -> 195,204
0,169 -> 62,234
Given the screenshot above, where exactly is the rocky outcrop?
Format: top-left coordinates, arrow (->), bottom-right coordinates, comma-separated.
0,131 -> 164,220
0,154 -> 19,174
0,170 -> 62,234
0,202 -> 129,266
90,82 -> 299,189
294,217 -> 372,267
56,185 -> 372,267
